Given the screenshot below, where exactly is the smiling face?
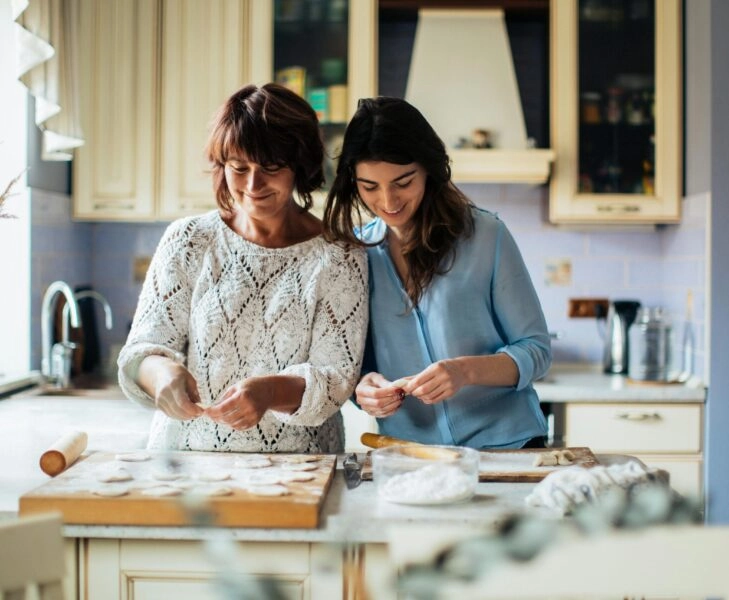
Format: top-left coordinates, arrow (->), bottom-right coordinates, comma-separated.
224,152 -> 296,219
354,161 -> 427,237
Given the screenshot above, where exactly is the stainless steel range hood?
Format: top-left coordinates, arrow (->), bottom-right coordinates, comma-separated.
405,9 -> 554,184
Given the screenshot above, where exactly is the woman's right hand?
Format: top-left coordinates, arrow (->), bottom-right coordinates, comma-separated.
355,372 -> 407,418
138,356 -> 204,421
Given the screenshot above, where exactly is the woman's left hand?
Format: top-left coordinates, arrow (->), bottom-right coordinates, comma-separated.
205,378 -> 270,430
407,359 -> 469,405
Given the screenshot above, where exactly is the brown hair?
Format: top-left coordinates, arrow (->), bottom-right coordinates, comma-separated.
205,83 -> 324,212
323,97 -> 474,307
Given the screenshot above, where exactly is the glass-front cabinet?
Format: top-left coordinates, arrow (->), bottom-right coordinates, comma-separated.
248,1 -> 376,198
549,0 -> 682,225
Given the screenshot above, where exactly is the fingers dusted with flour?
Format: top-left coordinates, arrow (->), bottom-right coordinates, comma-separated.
355,372 -> 407,418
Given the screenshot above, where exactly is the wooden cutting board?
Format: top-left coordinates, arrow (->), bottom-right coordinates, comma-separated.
19,451 -> 336,529
361,447 -> 599,483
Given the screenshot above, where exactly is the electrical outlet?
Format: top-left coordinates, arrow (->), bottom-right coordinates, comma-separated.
568,297 -> 609,318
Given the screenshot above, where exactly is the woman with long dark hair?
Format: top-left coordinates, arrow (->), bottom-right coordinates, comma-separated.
324,97 -> 550,449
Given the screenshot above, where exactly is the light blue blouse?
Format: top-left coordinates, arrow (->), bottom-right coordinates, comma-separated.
358,207 -> 551,449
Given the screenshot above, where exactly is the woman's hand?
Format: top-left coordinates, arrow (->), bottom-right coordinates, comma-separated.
140,357 -> 204,420
406,358 -> 469,405
205,377 -> 272,430
355,372 -> 406,418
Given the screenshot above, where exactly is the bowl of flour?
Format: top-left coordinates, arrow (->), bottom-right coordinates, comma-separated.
372,445 -> 479,505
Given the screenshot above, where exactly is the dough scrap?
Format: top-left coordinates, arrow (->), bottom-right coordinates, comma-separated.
391,377 -> 410,388
96,466 -> 133,483
245,484 -> 289,497
279,471 -> 316,483
195,470 -> 231,482
142,486 -> 182,497
277,455 -> 319,464
190,485 -> 234,497
234,457 -> 272,469
532,450 -> 575,467
91,484 -> 130,497
281,462 -> 318,472
115,452 -> 151,462
242,471 -> 287,486
152,469 -> 184,481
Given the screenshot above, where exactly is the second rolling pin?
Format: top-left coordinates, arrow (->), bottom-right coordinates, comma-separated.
360,432 -> 459,460
39,431 -> 88,476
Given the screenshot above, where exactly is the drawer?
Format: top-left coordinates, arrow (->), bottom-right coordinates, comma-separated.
636,455 -> 703,499
565,403 -> 702,453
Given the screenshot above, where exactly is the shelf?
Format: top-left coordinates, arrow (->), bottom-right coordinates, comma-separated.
448,148 -> 555,184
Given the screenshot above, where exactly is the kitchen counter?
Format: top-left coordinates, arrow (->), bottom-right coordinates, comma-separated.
3,384 -> 641,544
534,364 -> 706,403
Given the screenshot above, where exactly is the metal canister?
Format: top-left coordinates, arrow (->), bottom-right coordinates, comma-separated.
628,307 -> 673,381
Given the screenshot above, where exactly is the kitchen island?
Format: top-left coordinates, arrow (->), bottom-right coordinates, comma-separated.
0,370 -> 705,600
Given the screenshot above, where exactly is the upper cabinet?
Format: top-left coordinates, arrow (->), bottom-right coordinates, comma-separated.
74,0 -> 253,221
73,0 -> 159,220
73,0 -> 376,221
549,0 -> 682,225
247,1 -> 376,195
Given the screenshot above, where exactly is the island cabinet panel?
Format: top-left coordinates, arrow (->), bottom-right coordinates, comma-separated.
82,539 -> 343,600
564,402 -> 703,498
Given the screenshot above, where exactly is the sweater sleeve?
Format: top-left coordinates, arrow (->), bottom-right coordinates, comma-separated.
272,244 -> 369,427
117,218 -> 199,409
491,220 -> 552,389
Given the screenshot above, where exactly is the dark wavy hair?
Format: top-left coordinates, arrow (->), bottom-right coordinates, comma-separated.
205,83 -> 324,212
323,96 -> 474,307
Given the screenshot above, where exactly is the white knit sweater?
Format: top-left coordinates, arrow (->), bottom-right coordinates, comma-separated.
118,211 -> 368,453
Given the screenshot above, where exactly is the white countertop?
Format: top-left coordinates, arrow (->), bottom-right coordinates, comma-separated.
534,364 -> 706,403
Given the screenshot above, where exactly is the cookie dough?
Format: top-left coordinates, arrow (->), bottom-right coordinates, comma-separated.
96,466 -> 133,483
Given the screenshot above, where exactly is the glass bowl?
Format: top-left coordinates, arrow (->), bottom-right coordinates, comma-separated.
371,445 -> 479,505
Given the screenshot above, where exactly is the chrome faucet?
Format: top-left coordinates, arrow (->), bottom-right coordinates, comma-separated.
61,290 -> 113,342
56,290 -> 113,387
41,281 -> 81,385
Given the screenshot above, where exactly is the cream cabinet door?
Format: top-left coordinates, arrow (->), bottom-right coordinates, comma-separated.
73,0 -> 159,221
83,539 -> 343,600
157,0 -> 252,220
549,0 -> 682,225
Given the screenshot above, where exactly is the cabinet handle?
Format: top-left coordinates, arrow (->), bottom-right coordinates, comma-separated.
93,203 -> 134,210
615,411 -> 662,421
596,204 -> 641,213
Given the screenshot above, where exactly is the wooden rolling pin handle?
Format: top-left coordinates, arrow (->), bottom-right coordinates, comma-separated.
39,431 -> 88,476
360,432 -> 418,449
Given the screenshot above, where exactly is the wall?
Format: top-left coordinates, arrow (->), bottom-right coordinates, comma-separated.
464,184 -> 707,377
29,191 -> 92,370
706,0 -> 729,524
76,185 -> 707,382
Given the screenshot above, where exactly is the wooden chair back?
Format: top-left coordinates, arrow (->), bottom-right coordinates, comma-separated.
0,512 -> 65,600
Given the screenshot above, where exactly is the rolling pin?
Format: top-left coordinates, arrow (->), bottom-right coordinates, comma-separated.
39,431 -> 88,476
360,432 -> 459,460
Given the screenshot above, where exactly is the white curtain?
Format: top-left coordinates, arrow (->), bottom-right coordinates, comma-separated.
12,0 -> 83,160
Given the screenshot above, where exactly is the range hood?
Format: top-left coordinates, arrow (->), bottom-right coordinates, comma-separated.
405,9 -> 554,184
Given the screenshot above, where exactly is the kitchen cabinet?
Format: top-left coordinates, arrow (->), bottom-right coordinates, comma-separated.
563,402 -> 703,498
83,539 -> 343,600
549,0 -> 682,225
74,0 -> 252,221
73,0 -> 376,222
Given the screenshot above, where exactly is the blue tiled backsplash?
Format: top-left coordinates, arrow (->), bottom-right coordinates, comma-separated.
30,185 -> 708,380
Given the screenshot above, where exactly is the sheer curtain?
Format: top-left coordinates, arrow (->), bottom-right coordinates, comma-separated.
12,0 -> 83,160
